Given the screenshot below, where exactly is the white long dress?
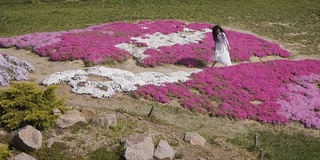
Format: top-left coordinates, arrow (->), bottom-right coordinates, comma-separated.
213,32 -> 232,66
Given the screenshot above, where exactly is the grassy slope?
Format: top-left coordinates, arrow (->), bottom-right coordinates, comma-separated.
1,0 -> 320,159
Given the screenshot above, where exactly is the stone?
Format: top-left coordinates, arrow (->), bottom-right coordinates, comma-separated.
123,134 -> 154,160
0,128 -> 8,136
154,140 -> 175,160
46,138 -> 54,148
52,108 -> 62,116
184,132 -> 206,147
80,107 -> 96,117
94,114 -> 117,128
56,110 -> 87,128
10,125 -> 42,152
12,152 -> 37,160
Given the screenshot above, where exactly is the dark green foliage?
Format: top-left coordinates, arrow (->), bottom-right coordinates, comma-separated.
0,82 -> 66,131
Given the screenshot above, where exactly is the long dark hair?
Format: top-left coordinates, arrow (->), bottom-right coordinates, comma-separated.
212,25 -> 225,43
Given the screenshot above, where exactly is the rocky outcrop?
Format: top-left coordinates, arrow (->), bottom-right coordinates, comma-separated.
12,152 -> 37,160
81,107 -> 96,117
56,110 -> 87,128
122,134 -> 154,160
184,132 -> 206,147
94,114 -> 117,128
0,128 -> 8,136
9,125 -> 42,152
154,140 -> 176,160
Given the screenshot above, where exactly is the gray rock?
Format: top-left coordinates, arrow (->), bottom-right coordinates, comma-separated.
10,125 -> 42,152
56,110 -> 87,128
94,114 -> 117,128
0,128 -> 8,136
154,140 -> 175,160
184,132 -> 206,147
46,138 -> 55,148
52,108 -> 62,116
123,134 -> 154,160
12,152 -> 37,160
81,107 -> 96,117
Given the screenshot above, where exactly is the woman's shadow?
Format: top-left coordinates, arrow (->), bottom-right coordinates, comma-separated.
174,58 -> 209,69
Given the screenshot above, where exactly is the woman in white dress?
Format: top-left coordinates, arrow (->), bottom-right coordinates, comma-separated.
211,25 -> 232,67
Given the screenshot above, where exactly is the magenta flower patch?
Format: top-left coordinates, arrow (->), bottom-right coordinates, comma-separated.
0,20 -> 290,66
135,59 -> 320,128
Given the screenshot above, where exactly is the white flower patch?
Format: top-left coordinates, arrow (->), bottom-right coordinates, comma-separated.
115,28 -> 212,61
41,69 -> 88,85
41,66 -> 202,98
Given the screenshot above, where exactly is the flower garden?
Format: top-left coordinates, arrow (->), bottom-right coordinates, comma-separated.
0,53 -> 35,86
0,20 -> 319,129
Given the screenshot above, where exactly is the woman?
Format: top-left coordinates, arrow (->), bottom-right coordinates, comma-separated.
211,25 -> 232,67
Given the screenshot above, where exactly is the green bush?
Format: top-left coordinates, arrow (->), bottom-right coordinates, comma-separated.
0,82 -> 66,131
0,144 -> 11,159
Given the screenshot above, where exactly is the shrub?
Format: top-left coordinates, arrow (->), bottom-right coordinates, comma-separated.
0,144 -> 11,159
0,82 -> 66,130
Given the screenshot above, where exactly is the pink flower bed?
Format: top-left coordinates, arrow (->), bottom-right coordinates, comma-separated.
4,19 -> 316,128
134,59 -> 320,128
0,20 -> 290,66
277,74 -> 320,128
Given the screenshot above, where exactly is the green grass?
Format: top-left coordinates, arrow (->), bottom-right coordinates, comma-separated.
228,130 -> 320,160
0,0 -> 319,55
30,142 -> 81,160
88,146 -> 125,160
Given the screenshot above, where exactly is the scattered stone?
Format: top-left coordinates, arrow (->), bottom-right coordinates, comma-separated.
56,110 -> 87,129
154,140 -> 176,160
10,125 -> 42,152
52,108 -> 62,116
46,138 -> 55,148
184,132 -> 206,147
81,107 -> 96,117
123,134 -> 154,160
12,152 -> 37,160
94,114 -> 117,128
0,128 -> 8,136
